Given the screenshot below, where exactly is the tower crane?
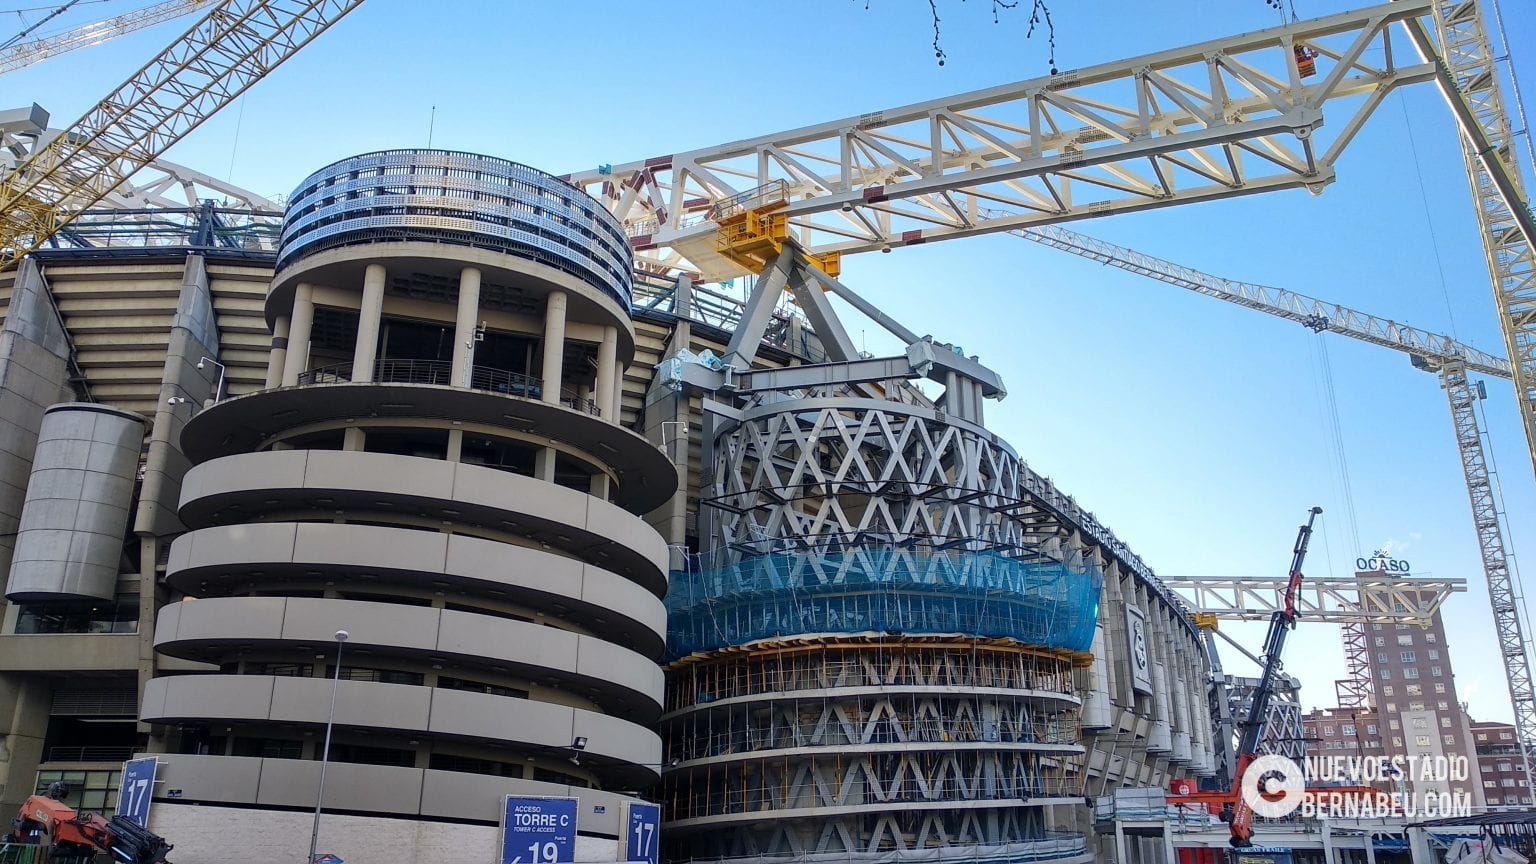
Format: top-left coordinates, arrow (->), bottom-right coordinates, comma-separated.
1012,218 -> 1536,803
0,0 -> 212,76
0,0 -> 365,272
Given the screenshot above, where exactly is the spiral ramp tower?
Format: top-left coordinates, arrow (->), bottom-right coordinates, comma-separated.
138,151 -> 679,850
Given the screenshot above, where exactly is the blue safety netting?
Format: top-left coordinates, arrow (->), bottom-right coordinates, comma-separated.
666,548 -> 1101,661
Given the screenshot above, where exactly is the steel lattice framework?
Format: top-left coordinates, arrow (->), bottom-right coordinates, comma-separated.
1162,574 -> 1464,624
1440,360 -> 1536,795
0,0 -> 364,271
568,2 -> 1438,281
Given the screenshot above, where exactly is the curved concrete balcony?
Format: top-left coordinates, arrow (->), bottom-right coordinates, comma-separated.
142,675 -> 661,788
148,753 -> 640,829
166,522 -> 665,658
178,383 -> 676,513
155,597 -> 663,720
177,450 -> 668,596
662,684 -> 1081,720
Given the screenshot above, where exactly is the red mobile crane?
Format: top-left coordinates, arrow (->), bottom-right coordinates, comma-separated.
5,782 -> 173,864
1226,506 -> 1322,847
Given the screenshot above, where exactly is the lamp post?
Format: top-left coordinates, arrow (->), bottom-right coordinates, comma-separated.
306,629 -> 348,864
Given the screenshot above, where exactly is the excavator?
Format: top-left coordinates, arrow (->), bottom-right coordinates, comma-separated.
4,782 -> 172,864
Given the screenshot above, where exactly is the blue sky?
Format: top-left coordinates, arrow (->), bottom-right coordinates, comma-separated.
7,0 -> 1536,722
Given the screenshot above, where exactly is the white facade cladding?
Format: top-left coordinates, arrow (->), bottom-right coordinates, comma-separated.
5,403 -> 144,601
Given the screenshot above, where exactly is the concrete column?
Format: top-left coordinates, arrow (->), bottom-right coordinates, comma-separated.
610,365 -> 623,420
535,446 -> 557,482
343,427 -> 365,451
265,315 -> 290,389
589,473 -> 611,500
282,283 -> 316,386
594,326 -> 617,420
452,267 -> 482,388
540,291 -> 567,404
351,264 -> 387,383
446,429 -> 463,462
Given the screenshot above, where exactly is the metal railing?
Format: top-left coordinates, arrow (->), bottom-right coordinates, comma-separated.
296,359 -> 600,415
44,746 -> 136,762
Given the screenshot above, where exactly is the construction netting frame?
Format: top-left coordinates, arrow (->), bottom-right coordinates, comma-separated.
666,547 -> 1102,661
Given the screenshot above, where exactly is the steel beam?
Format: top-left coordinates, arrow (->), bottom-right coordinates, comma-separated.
1163,574 -> 1466,624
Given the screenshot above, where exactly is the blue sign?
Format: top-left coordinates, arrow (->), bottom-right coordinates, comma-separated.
502,796 -> 577,864
116,758 -> 157,828
624,802 -> 660,864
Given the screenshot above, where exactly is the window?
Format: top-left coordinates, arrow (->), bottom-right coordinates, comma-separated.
1383,686 -> 1395,696
1502,732 -> 1515,741
1381,670 -> 1393,680
1402,651 -> 1417,663
1376,637 -> 1386,646
1444,735 -> 1456,745
1368,724 -> 1379,735
1342,724 -> 1357,735
1378,653 -> 1389,664
1416,735 -> 1432,747
1486,780 -> 1499,788
1398,635 -> 1414,646
337,666 -> 424,686
1404,668 -> 1420,679
1374,624 -> 1383,631
1435,684 -> 1447,694
1324,726 -> 1336,736
1413,717 -> 1430,730
1504,779 -> 1518,788
1407,685 -> 1423,696
1431,666 -> 1443,677
1429,650 -> 1441,660
249,662 -> 313,677
1410,701 -> 1426,711
1441,717 -> 1452,728
1390,720 -> 1401,730
1393,737 -> 1404,747
1387,703 -> 1398,714
1479,733 -> 1490,742
1427,633 -> 1437,643
1439,701 -> 1450,710
1484,764 -> 1495,773
33,770 -> 120,816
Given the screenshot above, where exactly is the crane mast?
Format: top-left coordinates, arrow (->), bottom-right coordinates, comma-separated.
1014,220 -> 1536,801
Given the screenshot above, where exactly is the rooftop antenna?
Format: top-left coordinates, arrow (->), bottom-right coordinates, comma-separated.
427,105 -> 436,148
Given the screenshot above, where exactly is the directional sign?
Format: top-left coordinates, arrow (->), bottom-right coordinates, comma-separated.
623,801 -> 660,864
501,796 -> 577,864
116,757 -> 158,828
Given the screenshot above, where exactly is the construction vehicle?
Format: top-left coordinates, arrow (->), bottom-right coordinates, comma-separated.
5,782 -> 172,864
1225,506 -> 1322,848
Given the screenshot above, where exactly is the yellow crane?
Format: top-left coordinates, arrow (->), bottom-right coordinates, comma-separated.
0,0 -> 213,75
0,0 -> 366,273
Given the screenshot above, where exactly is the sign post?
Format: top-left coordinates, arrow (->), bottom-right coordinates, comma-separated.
116,757 -> 158,828
622,801 -> 660,864
501,796 -> 578,864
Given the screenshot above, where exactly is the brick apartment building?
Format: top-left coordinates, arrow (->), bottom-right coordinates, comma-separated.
1301,591 -> 1483,808
1470,720 -> 1532,808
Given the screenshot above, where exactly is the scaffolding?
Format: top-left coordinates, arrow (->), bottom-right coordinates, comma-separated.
666,549 -> 1102,660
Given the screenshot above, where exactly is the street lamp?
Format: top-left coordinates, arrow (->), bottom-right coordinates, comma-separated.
306,629 -> 348,864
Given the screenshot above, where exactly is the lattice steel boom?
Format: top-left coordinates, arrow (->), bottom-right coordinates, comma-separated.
0,0 -> 213,76
0,0 -> 366,272
567,1 -> 1438,281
